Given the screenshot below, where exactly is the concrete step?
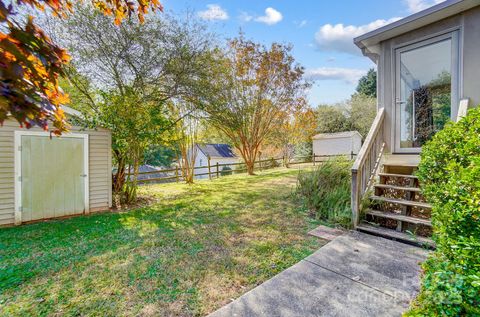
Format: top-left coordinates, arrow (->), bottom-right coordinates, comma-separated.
370,195 -> 431,209
356,223 -> 435,249
365,209 -> 432,227
374,183 -> 421,193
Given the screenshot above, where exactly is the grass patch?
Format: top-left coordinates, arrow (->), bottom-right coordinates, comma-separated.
0,168 -> 324,316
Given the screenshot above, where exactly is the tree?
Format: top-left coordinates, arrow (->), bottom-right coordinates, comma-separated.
316,105 -> 349,134
315,94 -> 376,139
269,106 -> 317,166
202,36 -> 309,175
347,93 -> 377,138
61,7 -> 211,203
355,68 -> 377,97
0,0 -> 163,134
144,146 -> 176,168
172,103 -> 201,184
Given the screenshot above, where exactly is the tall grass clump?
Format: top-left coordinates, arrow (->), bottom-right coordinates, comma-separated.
295,158 -> 352,227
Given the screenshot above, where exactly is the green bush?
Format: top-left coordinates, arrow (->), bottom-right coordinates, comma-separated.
295,158 -> 352,227
220,166 -> 233,176
407,107 -> 480,316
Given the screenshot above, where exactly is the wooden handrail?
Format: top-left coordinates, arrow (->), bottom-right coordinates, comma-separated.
352,108 -> 385,171
351,107 -> 385,227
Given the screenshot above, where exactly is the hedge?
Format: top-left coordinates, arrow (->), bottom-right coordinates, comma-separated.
407,107 -> 480,315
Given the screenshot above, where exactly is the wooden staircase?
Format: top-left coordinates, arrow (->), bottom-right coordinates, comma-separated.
356,158 -> 435,248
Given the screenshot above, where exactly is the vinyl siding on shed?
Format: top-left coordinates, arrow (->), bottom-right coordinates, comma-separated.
0,119 -> 112,226
313,136 -> 362,156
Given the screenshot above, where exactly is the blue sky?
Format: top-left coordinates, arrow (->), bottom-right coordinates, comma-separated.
163,0 -> 443,105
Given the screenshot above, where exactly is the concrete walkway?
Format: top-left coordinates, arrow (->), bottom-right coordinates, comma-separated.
209,231 -> 428,317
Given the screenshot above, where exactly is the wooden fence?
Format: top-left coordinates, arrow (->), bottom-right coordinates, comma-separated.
125,152 -> 357,184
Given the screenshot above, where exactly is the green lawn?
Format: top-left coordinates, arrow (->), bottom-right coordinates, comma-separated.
0,168 -> 324,316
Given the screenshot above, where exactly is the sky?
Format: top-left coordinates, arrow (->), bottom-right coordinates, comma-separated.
162,0 -> 444,105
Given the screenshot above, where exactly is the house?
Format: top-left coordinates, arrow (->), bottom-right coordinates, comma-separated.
194,144 -> 238,179
312,131 -> 362,159
351,0 -> 478,245
0,106 -> 112,226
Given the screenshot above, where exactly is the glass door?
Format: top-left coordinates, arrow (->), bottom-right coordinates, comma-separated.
394,32 -> 459,153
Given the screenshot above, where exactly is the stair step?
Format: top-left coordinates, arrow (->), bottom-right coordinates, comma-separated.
374,184 -> 421,193
370,195 -> 431,209
356,223 -> 435,249
366,209 -> 431,226
379,172 -> 418,179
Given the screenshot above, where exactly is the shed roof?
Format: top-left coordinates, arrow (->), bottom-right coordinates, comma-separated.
312,131 -> 362,140
354,0 -> 479,61
63,106 -> 82,117
197,144 -> 236,158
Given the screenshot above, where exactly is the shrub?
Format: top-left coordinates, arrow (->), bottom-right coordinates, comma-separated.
295,158 -> 352,227
220,166 -> 233,176
407,107 -> 480,316
294,142 -> 313,161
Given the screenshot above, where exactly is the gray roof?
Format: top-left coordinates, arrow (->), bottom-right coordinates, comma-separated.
312,131 -> 362,140
197,144 -> 236,158
354,0 -> 479,61
126,165 -> 169,181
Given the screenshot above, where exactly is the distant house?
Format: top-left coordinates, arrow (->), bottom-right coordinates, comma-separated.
312,131 -> 362,158
194,144 -> 239,179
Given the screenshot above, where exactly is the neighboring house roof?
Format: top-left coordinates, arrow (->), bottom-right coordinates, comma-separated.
312,131 -> 362,140
126,164 -> 169,181
197,144 -> 237,158
354,0 -> 479,61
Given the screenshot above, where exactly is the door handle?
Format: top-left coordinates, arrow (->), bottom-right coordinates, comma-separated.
80,174 -> 87,177
395,99 -> 406,104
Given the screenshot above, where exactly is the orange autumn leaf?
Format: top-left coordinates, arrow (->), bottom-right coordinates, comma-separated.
0,0 -> 163,134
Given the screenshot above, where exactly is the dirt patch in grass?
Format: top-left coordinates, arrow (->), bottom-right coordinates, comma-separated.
0,168 -> 325,316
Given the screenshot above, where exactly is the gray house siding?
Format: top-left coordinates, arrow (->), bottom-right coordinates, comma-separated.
376,5 -> 480,153
0,119 -> 112,226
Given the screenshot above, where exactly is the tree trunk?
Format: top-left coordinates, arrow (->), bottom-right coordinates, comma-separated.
124,146 -> 140,204
246,160 -> 255,175
112,150 -> 127,209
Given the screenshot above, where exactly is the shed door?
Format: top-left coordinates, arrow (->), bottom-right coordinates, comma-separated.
20,135 -> 87,222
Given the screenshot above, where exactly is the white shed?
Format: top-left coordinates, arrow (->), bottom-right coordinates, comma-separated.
312,131 -> 362,158
0,107 -> 112,226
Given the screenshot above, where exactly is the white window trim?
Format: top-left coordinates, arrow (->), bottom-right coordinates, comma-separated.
14,131 -> 89,225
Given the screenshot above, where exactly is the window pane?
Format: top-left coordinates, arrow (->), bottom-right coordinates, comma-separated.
399,38 -> 452,148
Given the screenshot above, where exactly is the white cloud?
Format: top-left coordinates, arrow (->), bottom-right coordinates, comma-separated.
305,68 -> 367,84
404,0 -> 445,13
198,4 -> 229,21
239,11 -> 253,22
314,17 -> 401,55
296,20 -> 307,28
255,7 -> 283,25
